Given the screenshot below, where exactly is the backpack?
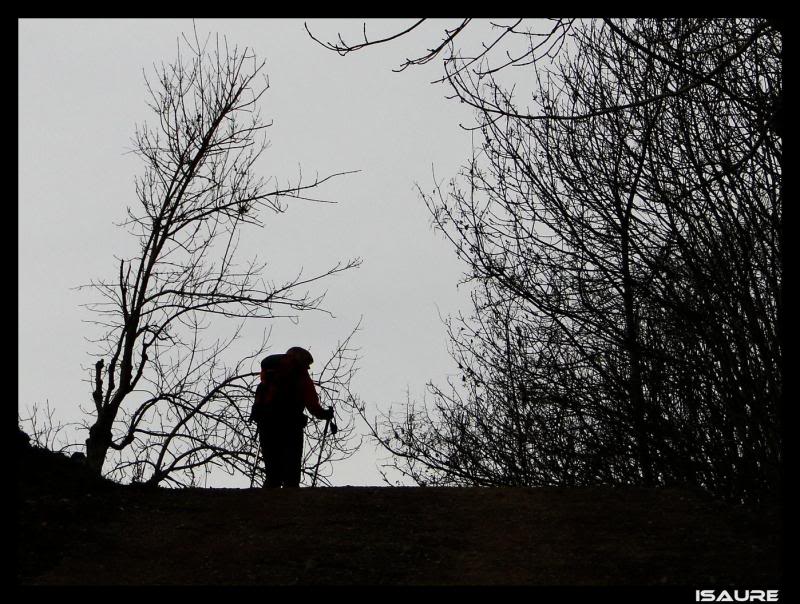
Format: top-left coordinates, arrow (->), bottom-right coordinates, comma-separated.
249,354 -> 283,424
250,354 -> 306,425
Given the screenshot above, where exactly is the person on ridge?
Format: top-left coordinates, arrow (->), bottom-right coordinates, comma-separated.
249,346 -> 334,488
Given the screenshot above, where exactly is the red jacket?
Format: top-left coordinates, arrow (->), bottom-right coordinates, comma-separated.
253,358 -> 326,421
292,369 -> 326,419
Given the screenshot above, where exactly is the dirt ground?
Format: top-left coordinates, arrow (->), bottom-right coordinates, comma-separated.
17,444 -> 782,586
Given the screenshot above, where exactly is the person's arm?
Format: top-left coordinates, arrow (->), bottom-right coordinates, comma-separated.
300,371 -> 330,420
249,382 -> 266,423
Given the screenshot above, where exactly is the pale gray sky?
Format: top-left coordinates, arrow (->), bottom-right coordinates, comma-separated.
18,18 -> 486,486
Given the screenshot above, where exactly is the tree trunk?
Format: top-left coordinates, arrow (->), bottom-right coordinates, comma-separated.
85,409 -> 114,476
621,226 -> 653,487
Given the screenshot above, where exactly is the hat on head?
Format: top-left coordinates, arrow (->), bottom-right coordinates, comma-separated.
286,346 -> 313,366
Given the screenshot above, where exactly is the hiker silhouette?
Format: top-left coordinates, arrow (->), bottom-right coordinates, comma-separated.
249,347 -> 333,488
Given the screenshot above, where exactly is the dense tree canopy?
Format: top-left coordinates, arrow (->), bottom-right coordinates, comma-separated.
324,18 -> 782,502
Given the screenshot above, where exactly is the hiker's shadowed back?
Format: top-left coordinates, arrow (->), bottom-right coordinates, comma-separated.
249,347 -> 334,488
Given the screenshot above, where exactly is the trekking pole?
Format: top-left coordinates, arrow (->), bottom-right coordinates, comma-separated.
311,416 -> 330,487
311,382 -> 338,487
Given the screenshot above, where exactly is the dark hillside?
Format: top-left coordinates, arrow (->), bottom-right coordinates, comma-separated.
18,442 -> 781,586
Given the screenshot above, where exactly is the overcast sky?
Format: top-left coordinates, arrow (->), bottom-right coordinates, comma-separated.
18,18 -> 500,486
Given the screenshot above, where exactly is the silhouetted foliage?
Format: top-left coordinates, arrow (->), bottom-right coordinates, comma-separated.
19,401 -> 80,455
317,19 -> 782,502
68,29 -> 362,486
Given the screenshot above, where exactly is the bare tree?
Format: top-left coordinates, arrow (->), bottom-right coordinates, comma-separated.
312,18 -> 782,502
78,29 -> 362,484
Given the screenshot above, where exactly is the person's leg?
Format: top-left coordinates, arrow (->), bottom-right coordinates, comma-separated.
259,424 -> 281,488
282,425 -> 305,488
